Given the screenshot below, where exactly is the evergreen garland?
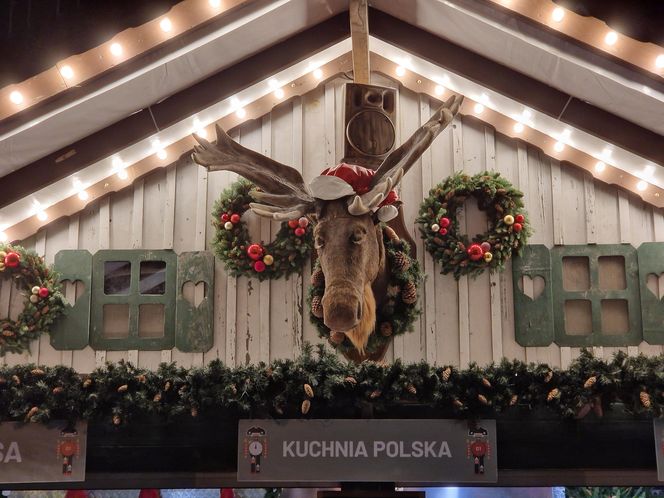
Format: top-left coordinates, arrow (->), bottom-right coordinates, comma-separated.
417,171 -> 531,279
307,231 -> 423,356
211,180 -> 313,280
0,243 -> 66,355
1,345 -> 662,426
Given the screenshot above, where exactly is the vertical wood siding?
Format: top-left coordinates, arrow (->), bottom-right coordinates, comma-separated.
3,78 -> 662,371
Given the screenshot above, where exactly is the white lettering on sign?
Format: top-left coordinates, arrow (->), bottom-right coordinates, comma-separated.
0,442 -> 23,463
282,440 -> 450,458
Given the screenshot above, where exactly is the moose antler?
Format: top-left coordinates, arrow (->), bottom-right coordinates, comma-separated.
370,94 -> 464,190
192,124 -> 316,219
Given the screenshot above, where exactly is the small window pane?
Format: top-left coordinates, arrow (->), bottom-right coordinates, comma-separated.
562,257 -> 590,291
564,299 -> 593,336
139,304 -> 165,338
598,256 -> 626,290
103,304 -> 130,338
104,261 -> 131,295
140,261 -> 166,295
601,299 -> 629,335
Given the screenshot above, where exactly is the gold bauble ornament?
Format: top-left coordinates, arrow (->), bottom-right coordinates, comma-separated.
503,215 -> 514,225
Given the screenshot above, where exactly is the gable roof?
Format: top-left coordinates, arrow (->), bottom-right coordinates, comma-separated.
0,0 -> 662,242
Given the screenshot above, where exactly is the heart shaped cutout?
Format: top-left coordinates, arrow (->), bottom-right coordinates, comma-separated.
182,281 -> 208,308
517,274 -> 545,301
59,279 -> 86,306
646,273 -> 664,300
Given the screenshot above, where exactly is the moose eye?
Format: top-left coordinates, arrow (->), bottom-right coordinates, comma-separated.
350,228 -> 366,244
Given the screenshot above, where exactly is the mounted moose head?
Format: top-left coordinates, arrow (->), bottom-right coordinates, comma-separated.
193,95 -> 463,361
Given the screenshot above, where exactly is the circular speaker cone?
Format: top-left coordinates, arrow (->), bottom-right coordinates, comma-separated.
346,109 -> 396,157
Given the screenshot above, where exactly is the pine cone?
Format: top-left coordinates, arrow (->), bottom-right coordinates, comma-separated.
380,322 -> 393,337
441,367 -> 452,382
304,383 -> 314,398
230,384 -> 238,395
370,389 -> 382,399
583,376 -> 597,389
113,415 -> 122,426
478,394 -> 489,405
452,399 -> 464,408
344,376 -> 357,385
301,399 -> 311,415
12,375 -> 20,385
83,378 -> 92,388
26,406 -> 39,421
406,384 -> 417,395
31,368 -> 45,376
311,295 -> 324,318
509,394 -> 518,406
392,252 -> 410,272
135,374 -> 146,383
547,388 -> 560,401
383,226 -> 400,241
52,386 -> 64,394
640,391 -> 651,408
164,381 -> 172,391
401,281 -> 418,304
191,407 -> 199,418
544,371 -> 553,383
482,378 -> 492,388
153,393 -> 162,402
311,268 -> 325,287
117,384 -> 128,393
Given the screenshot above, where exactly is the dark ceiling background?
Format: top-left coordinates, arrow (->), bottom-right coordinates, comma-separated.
0,0 -> 662,88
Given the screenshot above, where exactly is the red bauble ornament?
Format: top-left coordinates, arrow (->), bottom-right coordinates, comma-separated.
138,490 -> 161,498
298,217 -> 309,228
513,223 -> 523,232
220,489 -> 235,498
288,219 -> 299,229
515,214 -> 525,223
220,213 -> 230,222
65,491 -> 89,498
467,244 -> 484,261
253,260 -> 266,272
439,217 -> 451,228
480,242 -> 491,252
38,287 -> 49,298
4,251 -> 20,268
439,228 -> 448,235
294,227 -> 305,237
247,244 -> 263,260
230,213 -> 241,224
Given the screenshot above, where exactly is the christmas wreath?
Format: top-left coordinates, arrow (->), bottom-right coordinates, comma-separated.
211,180 -> 313,280
417,171 -> 531,279
0,244 -> 66,355
307,228 -> 422,356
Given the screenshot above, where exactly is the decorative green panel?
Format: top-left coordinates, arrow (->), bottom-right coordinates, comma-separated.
90,250 -> 176,350
637,242 -> 664,344
512,245 -> 554,346
176,251 -> 215,352
551,245 -> 641,347
50,250 -> 92,350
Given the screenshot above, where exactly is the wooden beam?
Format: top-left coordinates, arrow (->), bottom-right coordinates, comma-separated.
350,0 -> 370,84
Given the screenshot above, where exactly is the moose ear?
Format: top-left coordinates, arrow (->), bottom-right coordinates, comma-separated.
376,205 -> 399,223
309,176 -> 355,200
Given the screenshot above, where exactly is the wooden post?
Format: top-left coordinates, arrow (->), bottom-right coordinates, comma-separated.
350,0 -> 370,84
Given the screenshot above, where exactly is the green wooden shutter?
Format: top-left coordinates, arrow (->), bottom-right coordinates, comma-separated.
637,242 -> 664,344
176,251 -> 215,352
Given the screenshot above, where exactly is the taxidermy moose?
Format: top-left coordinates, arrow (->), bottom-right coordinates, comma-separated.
193,95 -> 463,362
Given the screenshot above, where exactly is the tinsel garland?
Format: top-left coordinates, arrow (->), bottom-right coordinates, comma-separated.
0,345 -> 662,426
211,179 -> 313,280
307,231 -> 423,356
417,171 -> 532,279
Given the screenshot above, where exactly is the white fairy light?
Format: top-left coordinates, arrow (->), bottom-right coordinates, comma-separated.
209,0 -> 221,7
434,85 -> 444,96
196,127 -> 208,138
0,231 -> 7,242
473,103 -> 484,114
60,65 -> 74,79
274,88 -> 285,99
595,161 -> 606,173
160,18 -> 172,32
656,54 -> 664,69
551,7 -> 565,22
554,141 -> 565,152
157,149 -> 168,160
37,210 -> 48,221
78,190 -> 89,201
9,90 -> 23,105
604,31 -> 618,46
313,68 -> 323,80
236,108 -> 246,119
117,168 -> 129,180
110,43 -> 123,56
513,122 -> 524,133
637,180 -> 648,191
395,66 -> 406,77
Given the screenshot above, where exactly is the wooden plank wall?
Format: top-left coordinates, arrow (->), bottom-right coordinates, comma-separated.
2,76 -> 663,371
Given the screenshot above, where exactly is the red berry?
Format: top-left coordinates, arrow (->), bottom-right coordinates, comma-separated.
515,214 -> 525,223
513,223 -> 523,233
439,217 -> 451,228
294,227 -> 305,237
220,213 -> 230,222
230,213 -> 241,224
439,228 -> 448,235
38,287 -> 49,298
288,220 -> 299,229
253,260 -> 266,272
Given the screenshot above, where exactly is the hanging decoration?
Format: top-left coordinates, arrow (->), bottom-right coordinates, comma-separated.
417,171 -> 531,279
307,230 -> 422,358
211,180 -> 313,280
0,244 -> 66,355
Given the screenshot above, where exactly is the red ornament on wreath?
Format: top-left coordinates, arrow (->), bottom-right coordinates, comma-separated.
288,219 -> 299,229
38,287 -> 49,298
467,244 -> 484,261
220,213 -> 230,222
253,260 -> 266,272
513,223 -> 523,232
294,227 -> 305,237
440,217 -> 450,228
515,214 -> 525,224
230,213 -> 241,224
4,251 -> 20,268
247,244 -> 264,260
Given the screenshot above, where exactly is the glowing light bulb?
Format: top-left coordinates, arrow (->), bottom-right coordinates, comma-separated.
157,149 -> 167,160
434,85 -> 444,96
117,169 -> 128,180
268,78 -> 279,89
60,65 -> 74,79
656,54 -> 664,69
78,190 -> 89,201
196,128 -> 208,139
551,7 -> 565,22
110,43 -> 123,56
554,141 -> 565,152
513,122 -> 524,133
313,68 -> 323,80
395,66 -> 406,77
9,90 -> 23,105
0,232 -> 7,242
637,180 -> 648,191
209,0 -> 221,7
594,161 -> 606,173
473,103 -> 484,114
37,210 -> 48,221
236,108 -> 246,119
274,88 -> 285,99
160,18 -> 172,32
604,31 -> 618,46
